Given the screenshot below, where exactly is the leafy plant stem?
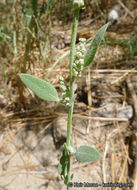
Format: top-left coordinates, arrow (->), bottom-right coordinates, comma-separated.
18,3 -> 108,188
66,7 -> 80,189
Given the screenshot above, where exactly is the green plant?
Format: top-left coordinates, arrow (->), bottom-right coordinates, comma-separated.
19,1 -> 108,189
105,35 -> 137,58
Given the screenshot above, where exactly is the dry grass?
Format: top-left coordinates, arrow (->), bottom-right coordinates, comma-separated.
0,0 -> 137,189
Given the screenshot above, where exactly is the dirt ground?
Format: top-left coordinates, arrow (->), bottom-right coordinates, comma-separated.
0,1 -> 137,190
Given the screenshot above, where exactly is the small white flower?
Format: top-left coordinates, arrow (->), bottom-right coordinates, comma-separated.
75,59 -> 79,65
73,69 -> 78,76
61,86 -> 67,91
62,92 -> 66,96
65,97 -> 70,102
76,46 -> 81,51
80,45 -> 86,52
79,59 -> 84,65
66,102 -> 70,106
60,82 -> 64,87
77,52 -> 83,58
59,76 -> 64,81
79,38 -> 86,43
73,62 -> 76,67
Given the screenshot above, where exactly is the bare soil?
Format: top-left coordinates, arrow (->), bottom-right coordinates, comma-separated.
0,1 -> 137,190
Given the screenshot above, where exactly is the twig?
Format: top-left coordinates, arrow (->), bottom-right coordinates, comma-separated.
86,67 -> 92,134
73,114 -> 129,122
102,128 -> 119,183
117,0 -> 134,18
127,77 -> 137,116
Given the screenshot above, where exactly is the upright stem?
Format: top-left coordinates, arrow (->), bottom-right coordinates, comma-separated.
67,7 -> 79,149
66,7 -> 79,190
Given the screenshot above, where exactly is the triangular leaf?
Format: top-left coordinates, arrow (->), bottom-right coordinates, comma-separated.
75,145 -> 101,162
84,23 -> 109,67
19,73 -> 59,102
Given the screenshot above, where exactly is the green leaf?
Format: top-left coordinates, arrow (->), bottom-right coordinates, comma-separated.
58,148 -> 69,185
70,173 -> 74,180
75,145 -> 101,163
19,73 -> 59,102
84,23 -> 109,67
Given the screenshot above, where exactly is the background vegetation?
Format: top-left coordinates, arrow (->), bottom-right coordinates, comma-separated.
0,0 -> 137,189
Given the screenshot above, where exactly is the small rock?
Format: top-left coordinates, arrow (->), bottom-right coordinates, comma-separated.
96,103 -> 133,119
52,118 -> 67,147
107,5 -> 123,25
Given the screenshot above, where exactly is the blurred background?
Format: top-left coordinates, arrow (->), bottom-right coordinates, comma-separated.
0,0 -> 137,189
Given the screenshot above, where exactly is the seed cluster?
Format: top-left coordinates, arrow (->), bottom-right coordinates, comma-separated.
72,38 -> 86,77
59,38 -> 86,106
59,76 -> 70,106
